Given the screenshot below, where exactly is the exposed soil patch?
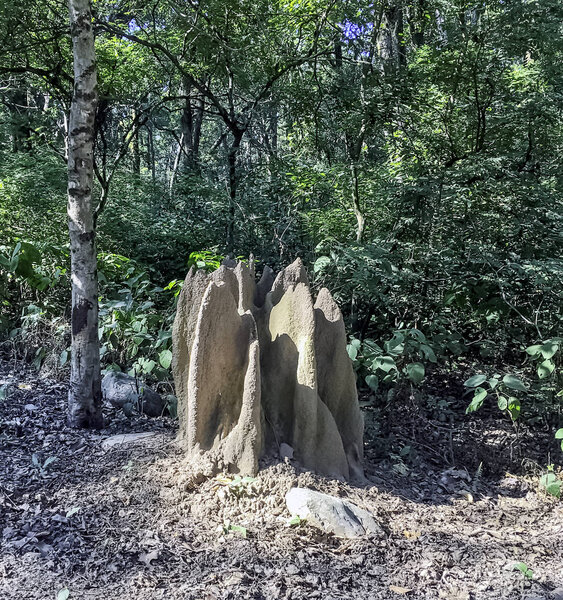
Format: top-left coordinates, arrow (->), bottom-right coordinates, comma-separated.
1,359 -> 562,600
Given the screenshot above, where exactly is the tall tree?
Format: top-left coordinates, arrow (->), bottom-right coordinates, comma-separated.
66,0 -> 103,428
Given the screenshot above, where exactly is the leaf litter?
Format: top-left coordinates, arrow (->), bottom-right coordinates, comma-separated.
0,357 -> 562,599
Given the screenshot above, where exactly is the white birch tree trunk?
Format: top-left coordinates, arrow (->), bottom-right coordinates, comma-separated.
67,0 -> 103,428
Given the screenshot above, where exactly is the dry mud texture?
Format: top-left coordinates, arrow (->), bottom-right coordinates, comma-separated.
1,358 -> 562,600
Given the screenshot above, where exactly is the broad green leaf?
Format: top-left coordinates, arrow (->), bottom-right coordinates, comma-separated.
420,344 -> 437,363
502,374 -> 527,392
159,349 -> 172,369
507,397 -> 521,421
365,375 -> 378,392
555,429 -> 563,439
385,333 -> 405,355
346,344 -> 358,361
546,482 -> 561,498
540,340 -> 559,360
540,473 -> 561,498
488,377 -> 500,390
313,256 -> 331,273
466,387 -> 487,413
497,396 -> 508,411
464,374 -> 487,388
57,590 -> 70,600
406,362 -> 425,384
513,562 -> 533,579
537,359 -> 555,379
525,344 -> 542,356
373,356 -> 396,373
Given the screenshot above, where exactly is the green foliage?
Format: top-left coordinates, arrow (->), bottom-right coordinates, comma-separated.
464,373 -> 527,420
347,328 -> 441,395
539,468 -> 561,499
98,254 -> 176,381
31,453 -> 57,477
513,562 -> 534,581
187,250 -> 225,272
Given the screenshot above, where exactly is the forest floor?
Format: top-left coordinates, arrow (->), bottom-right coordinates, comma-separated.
1,357 -> 562,600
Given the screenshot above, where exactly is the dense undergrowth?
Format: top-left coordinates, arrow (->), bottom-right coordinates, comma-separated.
1,150 -> 561,482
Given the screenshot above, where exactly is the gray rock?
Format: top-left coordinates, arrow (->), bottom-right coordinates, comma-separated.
279,443 -> 294,460
101,372 -> 166,417
285,487 -> 383,539
552,588 -> 563,600
101,432 -> 158,450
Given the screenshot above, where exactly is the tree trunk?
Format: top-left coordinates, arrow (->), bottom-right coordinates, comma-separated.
67,0 -> 103,428
147,119 -> 156,185
350,163 -> 365,243
131,109 -> 141,175
226,130 -> 243,254
180,78 -> 204,170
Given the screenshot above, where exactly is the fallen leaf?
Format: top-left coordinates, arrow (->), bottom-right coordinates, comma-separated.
389,585 -> 412,595
139,549 -> 160,566
403,530 -> 421,540
57,589 -> 70,600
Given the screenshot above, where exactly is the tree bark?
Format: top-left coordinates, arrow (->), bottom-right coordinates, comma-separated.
180,78 -> 204,170
226,129 -> 243,254
67,0 -> 103,428
350,163 -> 365,243
131,109 -> 141,175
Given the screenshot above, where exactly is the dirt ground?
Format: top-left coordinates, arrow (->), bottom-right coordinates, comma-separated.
1,357 -> 562,600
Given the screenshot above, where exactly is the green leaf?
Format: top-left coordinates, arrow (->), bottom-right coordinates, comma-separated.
464,374 -> 487,388
346,344 -> 358,361
525,344 -> 542,356
497,396 -> 508,411
555,429 -> 563,440
385,333 -> 405,355
540,340 -> 559,360
57,589 -> 70,600
502,374 -> 527,392
365,374 -> 378,392
313,256 -> 331,273
466,387 -> 487,413
373,356 -> 396,373
420,344 -> 437,363
513,562 -> 533,579
227,524 -> 247,538
537,359 -> 555,379
540,473 -> 561,498
406,362 -> 425,384
159,349 -> 172,370
507,397 -> 521,421
488,378 -> 500,390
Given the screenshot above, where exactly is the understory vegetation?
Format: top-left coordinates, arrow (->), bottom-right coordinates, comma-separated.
1,0 -> 562,477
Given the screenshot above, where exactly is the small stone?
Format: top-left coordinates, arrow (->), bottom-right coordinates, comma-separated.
101,372 -> 166,417
279,443 -> 294,460
101,432 -> 158,450
24,404 -> 38,412
285,487 -> 384,539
